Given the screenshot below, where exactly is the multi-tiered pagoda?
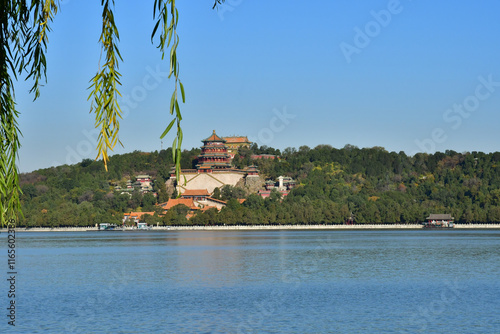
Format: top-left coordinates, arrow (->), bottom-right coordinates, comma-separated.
196,130 -> 232,172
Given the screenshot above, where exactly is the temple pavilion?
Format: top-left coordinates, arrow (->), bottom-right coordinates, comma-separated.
223,136 -> 252,158
196,130 -> 232,172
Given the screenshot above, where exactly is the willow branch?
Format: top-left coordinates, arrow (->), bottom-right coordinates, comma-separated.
153,0 -> 184,182
88,0 -> 123,171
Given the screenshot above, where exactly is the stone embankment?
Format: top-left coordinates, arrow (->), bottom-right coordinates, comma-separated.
155,224 -> 424,230
454,224 -> 500,229
1,227 -> 94,232
3,224 -> 500,232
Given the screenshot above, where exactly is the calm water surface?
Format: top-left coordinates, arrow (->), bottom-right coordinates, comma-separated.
1,230 -> 499,333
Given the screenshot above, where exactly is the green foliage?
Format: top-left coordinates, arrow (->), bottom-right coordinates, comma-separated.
153,0 -> 187,183
2,1 -> 231,226
17,150 -> 179,227
142,192 -> 157,211
155,177 -> 170,203
1,0 -> 58,226
16,145 -> 500,226
162,204 -> 189,226
143,213 -> 159,226
190,207 -> 219,226
212,187 -> 221,200
88,0 -> 123,171
212,146 -> 500,225
220,185 -> 246,200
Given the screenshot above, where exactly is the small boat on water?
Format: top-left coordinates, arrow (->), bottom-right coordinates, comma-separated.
98,223 -> 123,231
422,214 -> 454,228
97,222 -> 152,231
122,223 -> 152,231
422,220 -> 454,228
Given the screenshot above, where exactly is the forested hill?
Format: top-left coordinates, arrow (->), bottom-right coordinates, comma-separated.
19,145 -> 500,226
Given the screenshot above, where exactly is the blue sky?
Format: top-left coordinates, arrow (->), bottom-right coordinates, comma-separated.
15,0 -> 500,172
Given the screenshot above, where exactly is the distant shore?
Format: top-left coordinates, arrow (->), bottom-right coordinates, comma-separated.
2,223 -> 500,232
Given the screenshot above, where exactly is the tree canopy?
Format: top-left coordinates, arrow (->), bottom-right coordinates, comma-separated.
0,0 -> 225,226
17,145 -> 500,227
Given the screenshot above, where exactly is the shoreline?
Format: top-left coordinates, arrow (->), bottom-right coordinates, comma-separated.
2,223 -> 500,232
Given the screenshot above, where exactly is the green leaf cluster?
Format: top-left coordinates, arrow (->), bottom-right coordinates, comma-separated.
1,0 -> 57,226
88,0 -> 123,171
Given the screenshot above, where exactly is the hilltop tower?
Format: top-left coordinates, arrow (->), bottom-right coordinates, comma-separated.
196,130 -> 232,172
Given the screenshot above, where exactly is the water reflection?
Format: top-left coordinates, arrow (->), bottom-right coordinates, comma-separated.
1,230 -> 498,333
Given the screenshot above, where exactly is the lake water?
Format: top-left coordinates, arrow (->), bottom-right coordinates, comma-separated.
1,229 -> 499,333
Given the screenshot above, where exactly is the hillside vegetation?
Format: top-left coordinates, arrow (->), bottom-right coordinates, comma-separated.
19,145 -> 500,226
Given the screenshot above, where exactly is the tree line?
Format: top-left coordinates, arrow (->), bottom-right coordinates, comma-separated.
18,145 -> 500,227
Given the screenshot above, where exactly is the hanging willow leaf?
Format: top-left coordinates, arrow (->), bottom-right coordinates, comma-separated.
212,0 -> 226,9
1,1 -> 227,227
88,0 -> 123,172
160,118 -> 176,138
0,0 -> 59,227
152,0 -> 184,183
179,81 -> 185,102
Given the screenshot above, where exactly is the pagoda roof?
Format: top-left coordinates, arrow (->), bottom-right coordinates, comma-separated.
124,212 -> 155,218
205,197 -> 227,205
426,214 -> 454,220
197,160 -> 231,165
201,205 -> 221,212
196,164 -> 232,169
181,189 -> 210,197
202,130 -> 226,143
223,136 -> 251,144
159,198 -> 199,211
198,152 -> 229,156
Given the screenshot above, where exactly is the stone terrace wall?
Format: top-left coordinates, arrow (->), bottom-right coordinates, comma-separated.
171,172 -> 245,194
